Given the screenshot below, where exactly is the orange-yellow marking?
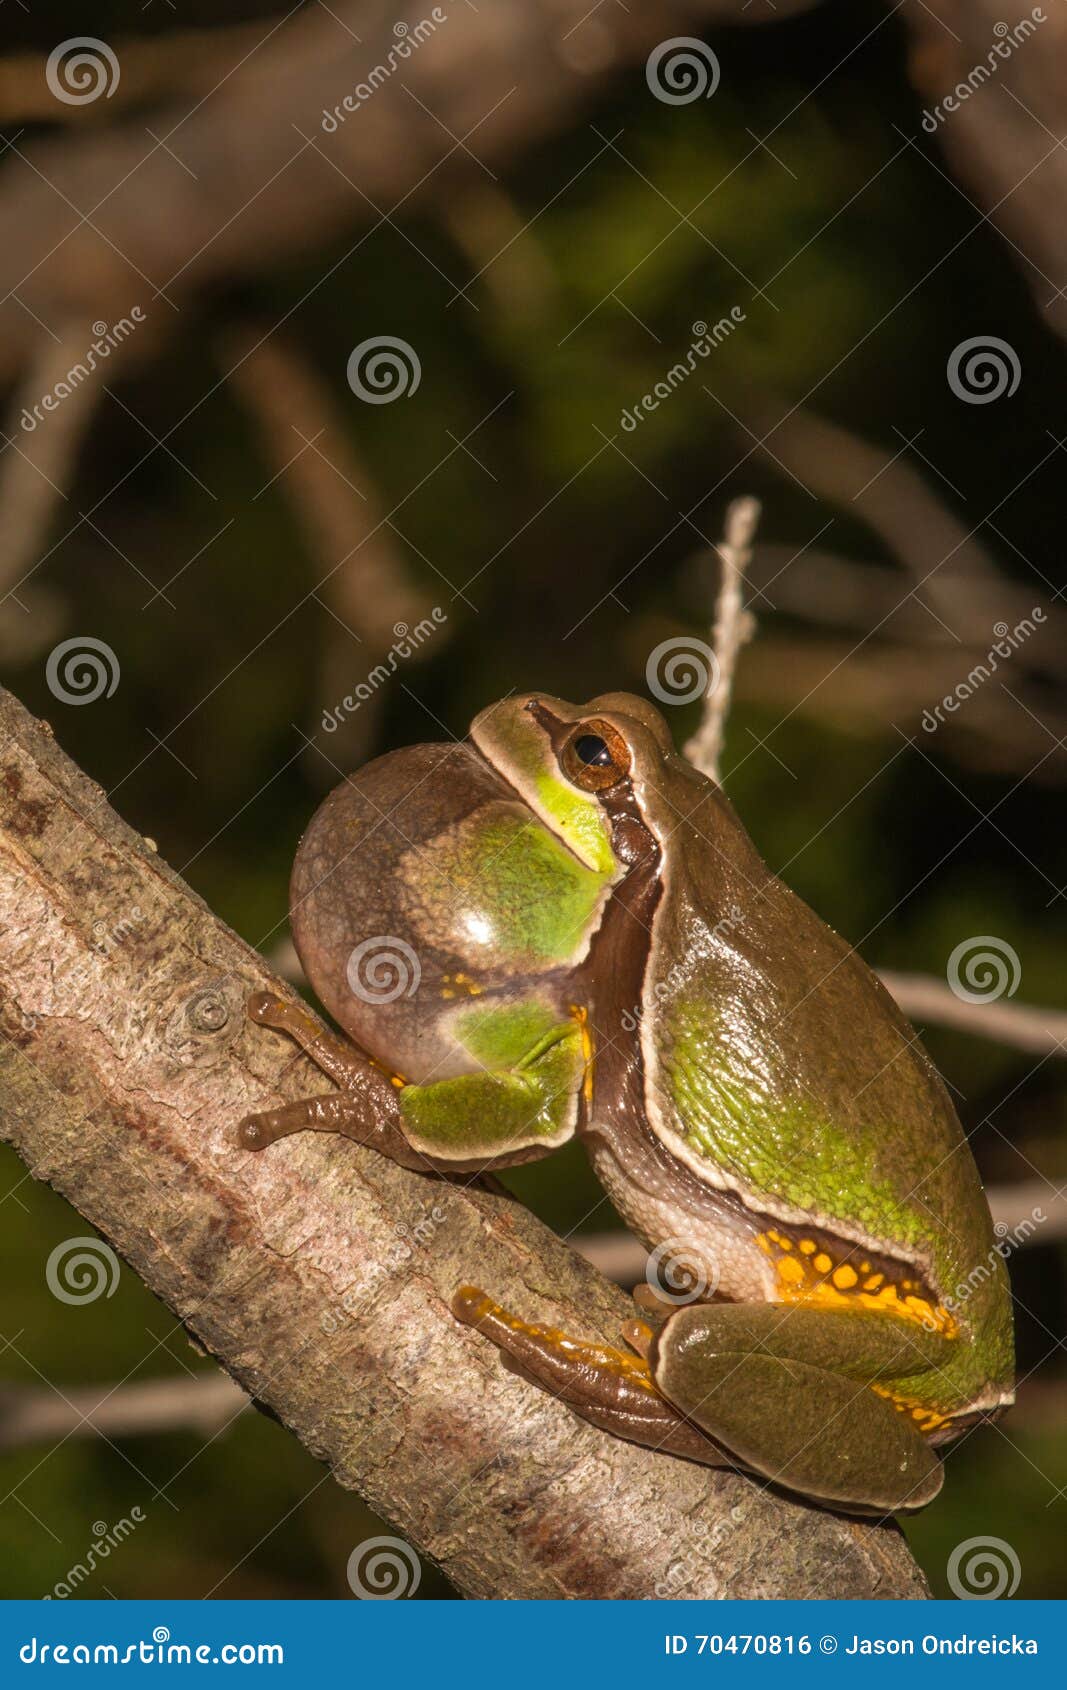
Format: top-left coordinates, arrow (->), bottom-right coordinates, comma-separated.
871,1382 -> 950,1434
758,1233 -> 958,1339
368,1054 -> 408,1088
454,1285 -> 657,1391
569,1004 -> 595,1105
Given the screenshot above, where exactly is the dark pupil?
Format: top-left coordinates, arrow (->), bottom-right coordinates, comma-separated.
574,734 -> 612,768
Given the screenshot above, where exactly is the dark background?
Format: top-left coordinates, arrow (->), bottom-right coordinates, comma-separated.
0,0 -> 1064,1599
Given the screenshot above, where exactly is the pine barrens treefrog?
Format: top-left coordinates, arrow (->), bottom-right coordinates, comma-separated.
240,692 -> 1015,1514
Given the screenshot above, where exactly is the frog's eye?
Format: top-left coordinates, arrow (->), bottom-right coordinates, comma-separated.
559,720 -> 632,793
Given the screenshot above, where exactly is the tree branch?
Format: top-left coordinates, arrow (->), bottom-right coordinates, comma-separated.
0,683 -> 925,1599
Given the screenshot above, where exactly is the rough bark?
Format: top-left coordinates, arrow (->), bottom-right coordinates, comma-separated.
0,684 -> 927,1599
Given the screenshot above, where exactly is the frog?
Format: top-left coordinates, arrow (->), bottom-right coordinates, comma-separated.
239,690 -> 1015,1515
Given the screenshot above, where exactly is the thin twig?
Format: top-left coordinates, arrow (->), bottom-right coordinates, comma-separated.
735,398 -> 1000,622
683,495 -> 761,781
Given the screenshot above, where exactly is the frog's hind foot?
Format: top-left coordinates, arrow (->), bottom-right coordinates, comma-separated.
451,1285 -> 738,1469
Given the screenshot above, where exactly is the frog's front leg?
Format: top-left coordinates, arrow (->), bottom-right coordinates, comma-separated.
238,991 -> 587,1174
236,991 -> 428,1168
455,1290 -> 952,1513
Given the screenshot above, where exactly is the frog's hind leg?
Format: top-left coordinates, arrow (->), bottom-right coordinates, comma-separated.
451,1286 -> 738,1469
651,1301 -> 951,1514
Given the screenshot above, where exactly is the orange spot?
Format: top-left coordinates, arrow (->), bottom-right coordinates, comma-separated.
871,1381 -> 951,1433
832,1265 -> 858,1290
864,1273 -> 884,1290
778,1256 -> 805,1285
814,1253 -> 832,1275
799,1239 -> 816,1255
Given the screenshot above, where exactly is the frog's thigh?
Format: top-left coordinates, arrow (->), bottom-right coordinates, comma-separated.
653,1303 -> 950,1513
399,1019 -> 586,1161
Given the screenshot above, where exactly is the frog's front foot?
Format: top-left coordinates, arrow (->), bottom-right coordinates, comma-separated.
451,1284 -> 737,1468
237,1093 -> 369,1152
239,991 -> 433,1168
